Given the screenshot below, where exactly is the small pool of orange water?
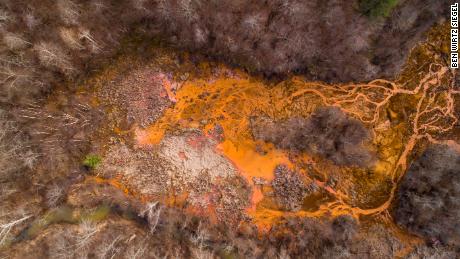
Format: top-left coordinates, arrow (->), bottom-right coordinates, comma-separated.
217,139 -> 292,207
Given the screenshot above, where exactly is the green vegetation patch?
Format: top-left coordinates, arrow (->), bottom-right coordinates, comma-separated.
83,154 -> 102,169
359,0 -> 399,18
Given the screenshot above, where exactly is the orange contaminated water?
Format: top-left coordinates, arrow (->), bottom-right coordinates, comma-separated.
75,24 -> 456,257
133,56 -> 457,226
136,71 -> 296,209
217,139 -> 292,207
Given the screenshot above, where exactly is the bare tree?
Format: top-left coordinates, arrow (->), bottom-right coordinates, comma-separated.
59,27 -> 84,50
96,234 -> 123,259
0,9 -> 10,25
2,33 -> 31,50
125,240 -> 148,259
45,184 -> 65,208
57,0 -> 81,25
79,28 -> 102,53
34,42 -> 75,75
0,110 -> 36,180
139,202 -> 162,234
0,215 -> 32,246
74,220 -> 99,251
23,12 -> 40,29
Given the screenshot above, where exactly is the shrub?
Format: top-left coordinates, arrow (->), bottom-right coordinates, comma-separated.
83,154 -> 101,170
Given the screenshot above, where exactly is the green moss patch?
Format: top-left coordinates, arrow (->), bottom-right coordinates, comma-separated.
359,0 -> 399,18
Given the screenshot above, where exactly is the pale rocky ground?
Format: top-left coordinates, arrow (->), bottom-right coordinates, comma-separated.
96,131 -> 251,223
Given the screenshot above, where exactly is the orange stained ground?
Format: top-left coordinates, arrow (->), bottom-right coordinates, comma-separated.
131,24 -> 458,227
86,176 -> 133,196
133,53 -> 458,226
43,24 -> 453,256
135,73 -> 296,207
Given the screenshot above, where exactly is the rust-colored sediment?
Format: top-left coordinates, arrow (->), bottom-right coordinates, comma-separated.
82,23 -> 457,255
136,55 -> 457,221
